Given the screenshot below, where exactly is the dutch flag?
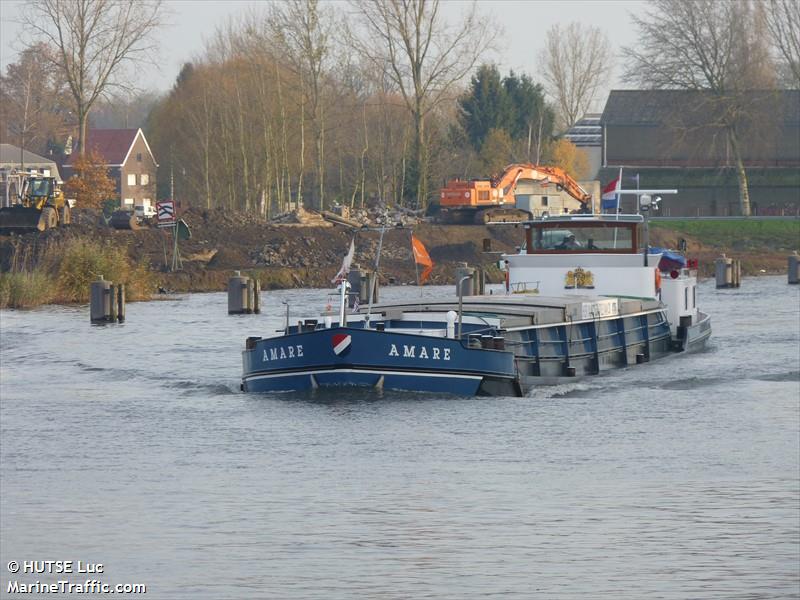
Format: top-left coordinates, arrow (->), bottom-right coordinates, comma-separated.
601,170 -> 622,212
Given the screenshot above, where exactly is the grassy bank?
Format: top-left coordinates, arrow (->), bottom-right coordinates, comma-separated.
0,238 -> 155,309
2,218 -> 797,308
651,219 -> 800,251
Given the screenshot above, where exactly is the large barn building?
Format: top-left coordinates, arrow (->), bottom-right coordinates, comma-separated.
598,90 -> 800,216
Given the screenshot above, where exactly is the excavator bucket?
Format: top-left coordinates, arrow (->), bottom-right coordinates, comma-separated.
0,206 -> 47,233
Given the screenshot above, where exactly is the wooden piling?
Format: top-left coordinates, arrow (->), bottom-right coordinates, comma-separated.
789,251 -> 799,285
117,283 -> 126,322
109,284 -> 118,322
246,278 -> 254,314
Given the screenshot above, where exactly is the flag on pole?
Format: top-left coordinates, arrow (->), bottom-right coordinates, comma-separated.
331,238 -> 355,284
411,234 -> 434,284
601,169 -> 623,211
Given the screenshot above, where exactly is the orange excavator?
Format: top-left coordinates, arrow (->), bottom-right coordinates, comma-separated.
438,163 -> 592,224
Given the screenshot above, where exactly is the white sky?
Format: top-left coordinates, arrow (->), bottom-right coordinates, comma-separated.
1,0 -> 646,107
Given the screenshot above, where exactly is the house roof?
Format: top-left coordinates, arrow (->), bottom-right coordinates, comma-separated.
563,113 -> 603,146
65,128 -> 157,167
601,89 -> 800,126
0,144 -> 62,180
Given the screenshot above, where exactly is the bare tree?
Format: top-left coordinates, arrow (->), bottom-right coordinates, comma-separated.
267,0 -> 337,210
765,0 -> 800,87
0,43 -> 71,158
540,23 -> 613,132
21,0 -> 163,154
351,0 -> 495,208
623,0 -> 777,216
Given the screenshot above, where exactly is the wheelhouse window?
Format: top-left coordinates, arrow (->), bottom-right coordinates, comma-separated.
529,221 -> 639,253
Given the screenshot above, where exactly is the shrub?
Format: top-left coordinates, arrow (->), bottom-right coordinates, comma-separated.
51,238 -> 155,302
0,271 -> 57,309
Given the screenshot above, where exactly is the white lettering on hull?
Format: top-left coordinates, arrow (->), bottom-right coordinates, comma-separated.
263,345 -> 304,362
389,343 -> 450,361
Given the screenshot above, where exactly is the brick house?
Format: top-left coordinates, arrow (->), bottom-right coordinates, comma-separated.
65,128 -> 158,211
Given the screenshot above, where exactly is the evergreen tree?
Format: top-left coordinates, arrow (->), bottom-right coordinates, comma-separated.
503,71 -> 555,161
459,65 -> 553,160
458,65 -> 511,151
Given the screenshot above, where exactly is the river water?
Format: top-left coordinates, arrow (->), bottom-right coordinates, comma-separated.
1,277 -> 798,599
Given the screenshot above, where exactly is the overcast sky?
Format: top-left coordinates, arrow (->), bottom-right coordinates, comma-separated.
1,0 -> 646,108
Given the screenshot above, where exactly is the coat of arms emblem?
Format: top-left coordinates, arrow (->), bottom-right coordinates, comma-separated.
565,267 -> 595,289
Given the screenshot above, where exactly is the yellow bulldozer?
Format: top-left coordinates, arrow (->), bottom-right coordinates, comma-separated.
0,169 -> 72,234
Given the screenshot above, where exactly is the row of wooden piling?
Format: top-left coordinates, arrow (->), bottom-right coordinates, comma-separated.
87,255 -> 800,324
716,252 -> 800,288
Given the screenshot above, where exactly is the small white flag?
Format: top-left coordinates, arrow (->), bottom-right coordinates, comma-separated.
331,238 -> 355,284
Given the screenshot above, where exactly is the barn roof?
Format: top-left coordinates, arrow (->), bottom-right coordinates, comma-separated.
601,90 -> 800,126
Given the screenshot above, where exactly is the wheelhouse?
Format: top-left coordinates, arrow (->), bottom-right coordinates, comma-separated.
523,215 -> 643,254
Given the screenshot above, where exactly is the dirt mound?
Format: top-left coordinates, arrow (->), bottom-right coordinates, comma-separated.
2,206 -> 792,293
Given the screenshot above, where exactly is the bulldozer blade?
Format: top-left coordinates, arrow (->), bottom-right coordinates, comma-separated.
109,211 -> 142,230
0,206 -> 47,233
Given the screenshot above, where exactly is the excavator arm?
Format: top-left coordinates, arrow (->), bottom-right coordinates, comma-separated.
491,164 -> 591,204
439,162 -> 592,224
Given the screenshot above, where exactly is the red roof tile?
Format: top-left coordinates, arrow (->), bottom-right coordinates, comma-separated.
75,129 -> 139,165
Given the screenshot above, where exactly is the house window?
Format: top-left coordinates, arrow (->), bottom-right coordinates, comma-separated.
123,198 -> 134,207
541,196 -> 549,206
141,173 -> 149,186
137,153 -> 142,162
127,174 -> 136,186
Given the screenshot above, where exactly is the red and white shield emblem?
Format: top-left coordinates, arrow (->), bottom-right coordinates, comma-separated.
332,333 -> 352,356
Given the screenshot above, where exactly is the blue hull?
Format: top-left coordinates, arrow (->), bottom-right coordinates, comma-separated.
242,327 -> 517,396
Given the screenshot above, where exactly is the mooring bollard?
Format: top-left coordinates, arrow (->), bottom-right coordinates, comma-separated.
90,276 -> 111,323
788,251 -> 799,285
455,263 -> 476,296
347,267 -> 363,309
90,277 -> 125,323
361,270 -> 378,305
715,254 -> 741,289
228,271 -> 250,314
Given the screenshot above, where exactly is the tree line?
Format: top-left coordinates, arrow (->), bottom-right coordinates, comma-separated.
2,0 -> 798,216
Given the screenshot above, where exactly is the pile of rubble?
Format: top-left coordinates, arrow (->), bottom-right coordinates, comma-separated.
250,235 -> 346,268
330,203 -> 426,228
270,207 -> 331,227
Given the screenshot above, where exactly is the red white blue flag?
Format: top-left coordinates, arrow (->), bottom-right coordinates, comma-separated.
601,168 -> 623,211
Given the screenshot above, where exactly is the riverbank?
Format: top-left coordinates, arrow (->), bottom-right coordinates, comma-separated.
1,208 -> 797,307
